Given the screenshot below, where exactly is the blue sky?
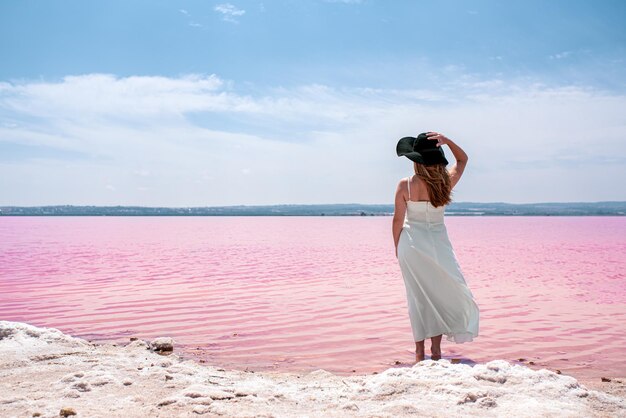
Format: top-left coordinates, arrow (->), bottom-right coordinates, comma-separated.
1,0 -> 625,205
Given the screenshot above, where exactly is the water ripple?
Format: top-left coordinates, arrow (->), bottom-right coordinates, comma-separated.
1,215 -> 625,380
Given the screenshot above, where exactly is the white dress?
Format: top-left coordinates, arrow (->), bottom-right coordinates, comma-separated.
397,176 -> 480,343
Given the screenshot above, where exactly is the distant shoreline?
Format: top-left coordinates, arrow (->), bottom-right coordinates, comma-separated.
1,202 -> 625,216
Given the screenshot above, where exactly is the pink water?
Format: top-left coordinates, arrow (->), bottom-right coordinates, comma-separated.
1,216 -> 625,382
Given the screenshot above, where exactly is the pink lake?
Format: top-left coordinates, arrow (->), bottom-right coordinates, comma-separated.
0,216 -> 624,383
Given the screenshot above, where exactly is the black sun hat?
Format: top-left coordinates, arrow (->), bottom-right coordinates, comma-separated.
396,132 -> 449,166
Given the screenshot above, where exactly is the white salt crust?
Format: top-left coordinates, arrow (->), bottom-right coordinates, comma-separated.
1,321 -> 624,417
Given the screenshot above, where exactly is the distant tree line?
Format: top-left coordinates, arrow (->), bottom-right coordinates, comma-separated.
1,202 -> 624,216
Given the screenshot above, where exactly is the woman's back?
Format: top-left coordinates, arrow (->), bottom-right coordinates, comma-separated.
407,175 -> 432,203
405,175 -> 446,225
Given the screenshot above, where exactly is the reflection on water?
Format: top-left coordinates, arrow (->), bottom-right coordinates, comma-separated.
0,216 -> 624,381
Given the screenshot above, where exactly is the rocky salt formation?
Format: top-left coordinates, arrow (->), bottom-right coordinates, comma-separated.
0,321 -> 624,417
150,337 -> 174,353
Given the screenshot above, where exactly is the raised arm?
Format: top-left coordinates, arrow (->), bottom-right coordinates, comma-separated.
392,179 -> 407,258
426,132 -> 469,189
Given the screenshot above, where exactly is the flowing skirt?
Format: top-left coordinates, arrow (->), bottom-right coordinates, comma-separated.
397,221 -> 479,343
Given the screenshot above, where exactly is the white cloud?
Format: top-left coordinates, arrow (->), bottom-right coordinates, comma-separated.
1,73 -> 625,205
214,3 -> 246,23
550,51 -> 572,60
133,169 -> 151,177
1,73 -> 228,118
179,9 -> 205,28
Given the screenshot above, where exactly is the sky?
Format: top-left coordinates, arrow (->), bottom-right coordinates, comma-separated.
1,0 -> 625,206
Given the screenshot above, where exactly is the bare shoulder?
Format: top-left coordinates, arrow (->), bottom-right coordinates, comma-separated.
395,177 -> 409,190
395,178 -> 409,200
393,178 -> 409,219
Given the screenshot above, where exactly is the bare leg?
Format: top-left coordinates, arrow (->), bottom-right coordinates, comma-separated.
415,340 -> 425,362
430,334 -> 442,360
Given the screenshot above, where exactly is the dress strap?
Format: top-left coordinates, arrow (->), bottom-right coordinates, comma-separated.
407,176 -> 411,201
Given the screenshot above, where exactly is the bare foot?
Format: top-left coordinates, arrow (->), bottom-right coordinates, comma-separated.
416,347 -> 425,362
430,335 -> 443,361
430,346 -> 441,361
415,341 -> 425,362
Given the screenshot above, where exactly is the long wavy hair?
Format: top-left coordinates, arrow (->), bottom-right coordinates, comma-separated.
413,162 -> 453,208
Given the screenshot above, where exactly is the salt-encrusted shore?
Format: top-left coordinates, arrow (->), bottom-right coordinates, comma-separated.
1,321 -> 624,418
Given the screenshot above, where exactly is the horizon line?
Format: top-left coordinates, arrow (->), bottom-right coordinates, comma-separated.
1,201 -> 625,208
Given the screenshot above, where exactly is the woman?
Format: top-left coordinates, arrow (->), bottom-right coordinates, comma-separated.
392,131 -> 479,362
